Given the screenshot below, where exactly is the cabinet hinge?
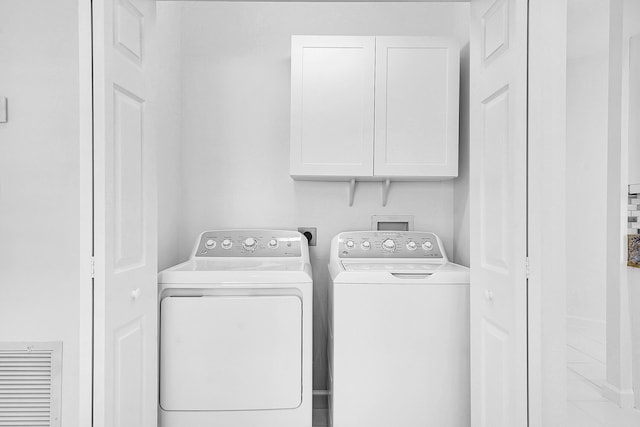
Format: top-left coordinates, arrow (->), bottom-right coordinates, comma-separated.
525,257 -> 530,279
90,257 -> 95,279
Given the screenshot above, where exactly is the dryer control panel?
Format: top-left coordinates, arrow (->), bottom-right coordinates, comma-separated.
336,231 -> 445,259
194,230 -> 303,257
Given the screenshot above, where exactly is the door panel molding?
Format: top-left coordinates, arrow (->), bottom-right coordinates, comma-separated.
114,318 -> 145,427
482,0 -> 509,65
114,0 -> 144,64
112,84 -> 146,272
480,85 -> 510,274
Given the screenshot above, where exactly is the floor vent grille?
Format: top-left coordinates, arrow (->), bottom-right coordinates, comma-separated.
0,342 -> 62,427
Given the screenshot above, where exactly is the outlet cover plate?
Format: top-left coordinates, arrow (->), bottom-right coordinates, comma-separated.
297,227 -> 317,246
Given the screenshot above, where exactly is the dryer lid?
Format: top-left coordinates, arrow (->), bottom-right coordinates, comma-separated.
173,258 -> 307,272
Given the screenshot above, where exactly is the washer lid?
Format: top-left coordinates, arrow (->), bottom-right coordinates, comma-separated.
332,261 -> 469,284
342,261 -> 443,273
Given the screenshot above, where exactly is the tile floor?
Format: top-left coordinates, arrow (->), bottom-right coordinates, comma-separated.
313,322 -> 640,426
567,321 -> 640,426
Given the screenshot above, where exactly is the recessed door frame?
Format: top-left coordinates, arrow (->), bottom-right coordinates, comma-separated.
527,0 -> 568,425
75,0 -> 573,426
78,0 -> 94,426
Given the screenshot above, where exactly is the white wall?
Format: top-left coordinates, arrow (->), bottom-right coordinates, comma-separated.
0,0 -> 81,425
454,43 -> 470,267
565,52 -> 609,324
155,3 -> 184,271
565,0 -> 609,339
173,0 -> 470,399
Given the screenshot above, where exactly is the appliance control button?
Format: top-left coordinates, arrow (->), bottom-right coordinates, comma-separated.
345,240 -> 355,249
268,239 -> 278,248
406,241 -> 417,251
243,237 -> 257,250
361,241 -> 371,250
422,241 -> 434,251
205,239 -> 216,249
221,239 -> 233,249
382,239 -> 396,252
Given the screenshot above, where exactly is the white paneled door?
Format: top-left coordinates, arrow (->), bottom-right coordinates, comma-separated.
470,0 -> 528,426
92,0 -> 157,426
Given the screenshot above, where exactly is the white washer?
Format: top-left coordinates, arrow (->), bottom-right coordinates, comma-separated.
328,231 -> 470,427
158,229 -> 312,427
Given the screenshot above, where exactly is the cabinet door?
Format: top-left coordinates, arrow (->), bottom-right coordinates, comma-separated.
374,37 -> 460,178
290,36 -> 375,179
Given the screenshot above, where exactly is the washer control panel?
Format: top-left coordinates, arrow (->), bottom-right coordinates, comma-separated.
195,230 -> 303,257
337,231 -> 444,259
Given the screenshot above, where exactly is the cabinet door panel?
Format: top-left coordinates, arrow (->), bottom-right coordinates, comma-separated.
375,37 -> 460,178
290,36 -> 375,179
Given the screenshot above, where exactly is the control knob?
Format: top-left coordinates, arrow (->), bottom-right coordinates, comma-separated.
406,241 -> 417,251
221,239 -> 233,250
243,237 -> 258,251
268,239 -> 278,248
422,241 -> 434,251
205,239 -> 216,249
361,241 -> 371,250
345,240 -> 355,249
382,239 -> 396,252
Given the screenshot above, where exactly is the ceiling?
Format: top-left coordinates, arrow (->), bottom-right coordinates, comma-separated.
158,0 -> 469,2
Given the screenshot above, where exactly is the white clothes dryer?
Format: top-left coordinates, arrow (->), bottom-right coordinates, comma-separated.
328,231 -> 470,427
158,230 -> 312,427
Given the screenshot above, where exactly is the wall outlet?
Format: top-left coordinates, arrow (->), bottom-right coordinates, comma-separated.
298,227 -> 317,246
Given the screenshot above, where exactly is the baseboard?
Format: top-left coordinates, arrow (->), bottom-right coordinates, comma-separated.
603,382 -> 635,409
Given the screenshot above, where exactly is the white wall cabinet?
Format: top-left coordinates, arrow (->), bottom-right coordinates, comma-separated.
290,36 -> 375,179
290,35 -> 459,180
